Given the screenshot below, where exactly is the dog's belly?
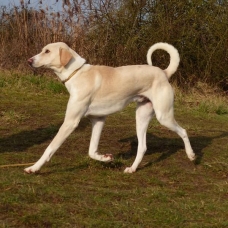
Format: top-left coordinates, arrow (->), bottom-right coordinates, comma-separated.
85,100 -> 128,116
84,95 -> 148,117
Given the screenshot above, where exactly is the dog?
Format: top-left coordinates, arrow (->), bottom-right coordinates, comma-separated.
25,42 -> 195,174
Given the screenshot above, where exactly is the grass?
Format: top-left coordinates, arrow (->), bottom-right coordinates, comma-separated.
0,71 -> 228,227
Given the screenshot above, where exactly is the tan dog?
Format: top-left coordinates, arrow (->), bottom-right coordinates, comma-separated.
25,42 -> 195,173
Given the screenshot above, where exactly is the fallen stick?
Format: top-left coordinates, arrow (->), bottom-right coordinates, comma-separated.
0,163 -> 35,168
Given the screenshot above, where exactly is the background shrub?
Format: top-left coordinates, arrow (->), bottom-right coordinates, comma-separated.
0,0 -> 227,90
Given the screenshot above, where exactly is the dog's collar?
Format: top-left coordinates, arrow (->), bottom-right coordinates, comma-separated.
62,63 -> 85,84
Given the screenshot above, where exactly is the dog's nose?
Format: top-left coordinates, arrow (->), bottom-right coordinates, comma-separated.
28,58 -> 33,65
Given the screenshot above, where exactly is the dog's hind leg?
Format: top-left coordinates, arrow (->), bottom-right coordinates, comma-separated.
156,111 -> 195,161
124,101 -> 154,173
152,85 -> 195,161
88,117 -> 114,162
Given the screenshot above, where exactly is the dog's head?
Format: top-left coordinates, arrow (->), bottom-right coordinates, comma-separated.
28,42 -> 73,70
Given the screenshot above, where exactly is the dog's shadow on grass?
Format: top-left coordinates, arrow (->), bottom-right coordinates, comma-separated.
116,130 -> 228,168
0,118 -> 90,153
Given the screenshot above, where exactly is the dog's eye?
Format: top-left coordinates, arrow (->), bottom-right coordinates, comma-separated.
45,49 -> 50,54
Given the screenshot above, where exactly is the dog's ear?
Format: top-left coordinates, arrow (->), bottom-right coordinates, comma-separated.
59,48 -> 73,67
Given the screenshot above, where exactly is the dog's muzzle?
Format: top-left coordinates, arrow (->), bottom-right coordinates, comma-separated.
28,58 -> 33,66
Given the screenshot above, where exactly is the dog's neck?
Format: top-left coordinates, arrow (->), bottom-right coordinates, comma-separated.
62,62 -> 86,84
54,51 -> 86,83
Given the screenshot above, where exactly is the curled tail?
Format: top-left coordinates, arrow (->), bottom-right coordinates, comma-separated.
147,42 -> 180,79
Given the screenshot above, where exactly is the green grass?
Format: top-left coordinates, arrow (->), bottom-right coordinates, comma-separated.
0,71 -> 228,227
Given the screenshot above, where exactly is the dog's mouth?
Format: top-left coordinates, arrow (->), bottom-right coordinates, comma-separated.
27,58 -> 44,69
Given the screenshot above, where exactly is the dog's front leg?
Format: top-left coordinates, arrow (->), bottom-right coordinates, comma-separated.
24,99 -> 87,173
88,117 -> 113,162
24,120 -> 79,173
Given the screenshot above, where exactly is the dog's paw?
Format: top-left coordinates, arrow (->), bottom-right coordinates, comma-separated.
124,167 -> 136,174
24,165 -> 39,174
188,152 -> 196,161
102,154 -> 114,162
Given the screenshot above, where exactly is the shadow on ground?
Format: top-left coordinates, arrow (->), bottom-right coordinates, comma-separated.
117,130 -> 228,166
1,118 -> 227,172
0,118 -> 90,153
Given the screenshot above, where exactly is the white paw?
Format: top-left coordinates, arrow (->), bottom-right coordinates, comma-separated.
24,165 -> 39,174
124,167 -> 136,173
101,154 -> 114,162
188,152 -> 196,161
